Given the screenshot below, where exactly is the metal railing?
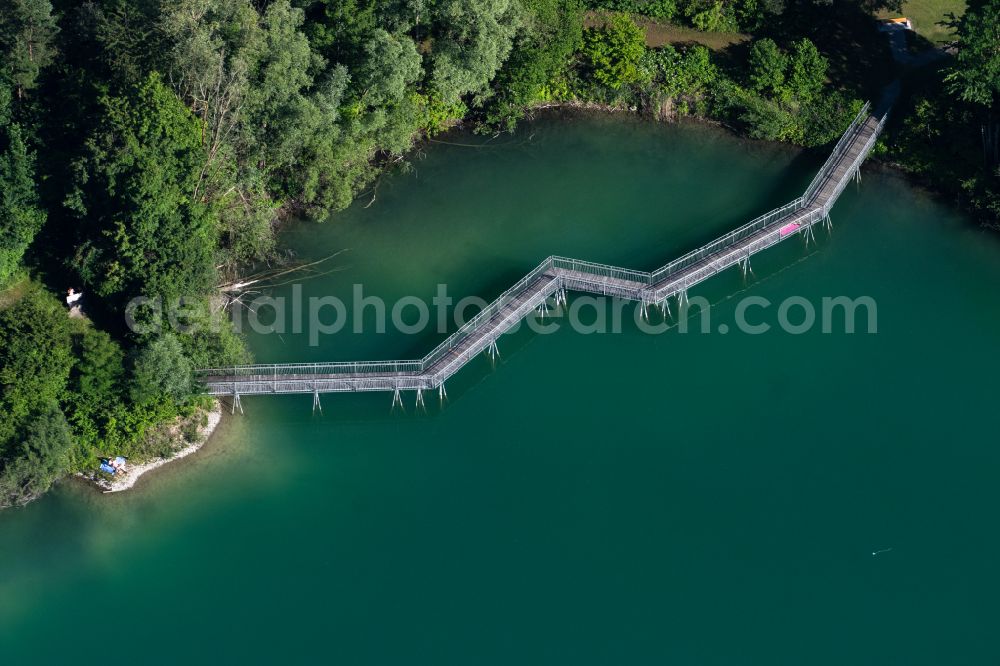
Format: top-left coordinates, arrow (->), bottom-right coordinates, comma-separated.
650,197 -> 805,285
550,256 -> 651,285
424,276 -> 562,386
803,102 -> 871,205
421,257 -> 555,371
197,102 -> 884,394
198,258 -> 559,381
819,111 -> 888,216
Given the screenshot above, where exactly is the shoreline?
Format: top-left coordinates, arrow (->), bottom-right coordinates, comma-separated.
530,103 -> 961,217
98,403 -> 223,493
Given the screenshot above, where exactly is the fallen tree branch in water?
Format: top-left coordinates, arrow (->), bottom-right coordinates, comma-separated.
216,250 -> 347,294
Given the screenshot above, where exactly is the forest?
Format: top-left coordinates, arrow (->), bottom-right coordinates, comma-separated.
0,0 -> 997,506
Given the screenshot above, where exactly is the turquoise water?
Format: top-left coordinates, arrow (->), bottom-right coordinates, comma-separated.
2,115 -> 1000,663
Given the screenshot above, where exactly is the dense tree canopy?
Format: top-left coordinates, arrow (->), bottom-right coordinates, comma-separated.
585,0 -> 778,31
66,72 -> 215,304
0,0 -> 58,98
946,0 -> 1000,168
482,0 -> 582,128
945,0 -> 1000,121
0,82 -> 45,286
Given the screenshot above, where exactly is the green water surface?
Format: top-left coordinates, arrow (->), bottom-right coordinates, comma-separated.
2,115 -> 999,664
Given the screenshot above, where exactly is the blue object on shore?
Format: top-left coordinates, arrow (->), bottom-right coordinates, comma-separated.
100,463 -> 116,475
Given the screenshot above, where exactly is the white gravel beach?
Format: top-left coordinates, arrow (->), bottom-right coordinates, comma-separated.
101,404 -> 222,493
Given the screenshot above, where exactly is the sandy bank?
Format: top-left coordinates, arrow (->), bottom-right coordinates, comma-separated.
99,404 -> 222,493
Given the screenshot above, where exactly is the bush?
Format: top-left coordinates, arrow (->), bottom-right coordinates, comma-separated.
582,14 -> 649,90
736,90 -> 803,142
642,44 -> 719,116
687,1 -> 738,32
800,93 -> 863,147
129,333 -> 193,405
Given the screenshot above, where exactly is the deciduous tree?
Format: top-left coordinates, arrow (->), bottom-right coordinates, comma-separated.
788,38 -> 826,105
430,0 -> 520,104
748,38 -> 787,99
129,333 -> 193,404
582,13 -> 647,90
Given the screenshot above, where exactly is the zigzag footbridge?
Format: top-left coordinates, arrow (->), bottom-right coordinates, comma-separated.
197,103 -> 888,413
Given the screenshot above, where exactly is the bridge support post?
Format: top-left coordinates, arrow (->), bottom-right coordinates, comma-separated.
439,383 -> 447,408
487,340 -> 500,364
312,390 -> 322,415
823,214 -> 832,232
416,388 -> 425,412
391,388 -> 404,412
232,392 -> 243,416
660,297 -> 671,320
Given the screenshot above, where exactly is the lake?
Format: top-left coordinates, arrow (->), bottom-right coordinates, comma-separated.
2,114 -> 999,664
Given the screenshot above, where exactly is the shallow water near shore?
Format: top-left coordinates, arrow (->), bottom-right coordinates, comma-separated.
2,115 -> 1000,664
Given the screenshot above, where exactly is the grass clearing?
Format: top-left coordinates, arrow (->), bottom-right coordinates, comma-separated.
0,276 -> 29,310
583,11 -> 748,50
877,0 -> 966,45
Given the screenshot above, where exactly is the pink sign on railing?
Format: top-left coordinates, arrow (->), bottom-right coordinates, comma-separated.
779,222 -> 800,237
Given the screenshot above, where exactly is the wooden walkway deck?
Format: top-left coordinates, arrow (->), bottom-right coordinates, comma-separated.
198,105 -> 887,402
